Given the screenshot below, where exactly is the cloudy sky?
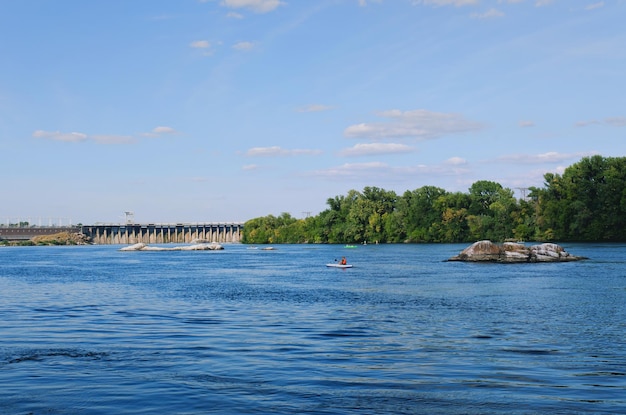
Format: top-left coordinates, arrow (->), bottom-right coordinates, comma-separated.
1,0 -> 624,225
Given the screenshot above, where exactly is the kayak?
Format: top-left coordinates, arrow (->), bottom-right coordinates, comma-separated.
326,263 -> 353,268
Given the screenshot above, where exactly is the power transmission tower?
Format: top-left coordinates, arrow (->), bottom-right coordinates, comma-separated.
516,187 -> 529,200
124,211 -> 135,224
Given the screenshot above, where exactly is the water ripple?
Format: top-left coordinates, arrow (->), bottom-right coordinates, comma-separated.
1,244 -> 625,414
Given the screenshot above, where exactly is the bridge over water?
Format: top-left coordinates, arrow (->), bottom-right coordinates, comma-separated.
0,226 -> 81,241
0,223 -> 244,244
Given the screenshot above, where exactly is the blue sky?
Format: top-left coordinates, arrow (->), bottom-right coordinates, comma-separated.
1,0 -> 624,225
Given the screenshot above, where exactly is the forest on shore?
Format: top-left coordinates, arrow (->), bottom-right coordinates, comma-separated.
241,155 -> 626,244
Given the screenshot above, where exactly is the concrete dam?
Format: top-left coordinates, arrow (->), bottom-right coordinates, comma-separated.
1,223 -> 243,245
82,223 -> 243,245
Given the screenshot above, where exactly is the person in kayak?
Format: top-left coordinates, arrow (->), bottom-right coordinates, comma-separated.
340,257 -> 347,265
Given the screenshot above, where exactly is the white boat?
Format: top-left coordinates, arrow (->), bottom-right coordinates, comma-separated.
326,263 -> 353,268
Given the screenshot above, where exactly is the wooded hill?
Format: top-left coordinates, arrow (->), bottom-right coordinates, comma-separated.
242,155 -> 626,244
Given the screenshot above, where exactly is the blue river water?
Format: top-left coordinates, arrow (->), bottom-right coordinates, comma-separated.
1,243 -> 624,414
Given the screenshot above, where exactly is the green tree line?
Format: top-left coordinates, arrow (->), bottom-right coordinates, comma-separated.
242,155 -> 626,244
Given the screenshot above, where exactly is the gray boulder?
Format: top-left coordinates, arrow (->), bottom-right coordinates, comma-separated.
119,242 -> 224,251
448,240 -> 586,263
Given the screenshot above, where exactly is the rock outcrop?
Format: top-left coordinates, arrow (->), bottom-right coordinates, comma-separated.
31,232 -> 92,245
119,242 -> 224,251
447,240 -> 587,263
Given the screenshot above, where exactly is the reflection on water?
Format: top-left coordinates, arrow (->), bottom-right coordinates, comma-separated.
0,243 -> 625,414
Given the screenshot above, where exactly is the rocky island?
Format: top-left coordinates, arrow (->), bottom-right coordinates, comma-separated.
447,240 -> 587,263
119,242 -> 224,251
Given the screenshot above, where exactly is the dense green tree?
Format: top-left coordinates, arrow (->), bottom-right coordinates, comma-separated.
510,198 -> 538,242
466,181 -> 518,241
241,212 -> 299,244
241,156 -> 626,244
431,192 -> 471,242
360,187 -> 397,243
398,186 -> 448,242
324,189 -> 362,243
468,181 -> 503,215
535,155 -> 626,241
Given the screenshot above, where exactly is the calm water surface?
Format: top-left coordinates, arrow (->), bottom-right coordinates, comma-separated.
1,243 -> 624,414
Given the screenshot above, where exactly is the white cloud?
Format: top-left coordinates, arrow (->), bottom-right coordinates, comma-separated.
311,160 -> 471,182
585,2 -> 604,10
344,123 -> 427,139
220,0 -> 284,13
190,40 -> 211,49
245,146 -> 322,157
242,164 -> 259,170
33,130 -> 88,142
519,120 -> 535,128
471,8 -> 505,19
535,0 -> 554,6
445,156 -> 467,165
495,151 -> 598,164
344,109 -> 483,140
141,126 -> 179,137
576,117 -> 626,127
233,41 -> 255,51
34,126 -> 178,144
311,161 -> 390,179
153,126 -> 177,134
575,119 -> 601,127
227,11 -> 244,18
605,116 -> 626,126
190,40 -> 216,56
340,143 -> 415,157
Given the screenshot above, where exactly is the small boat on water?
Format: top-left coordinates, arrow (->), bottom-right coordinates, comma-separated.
344,245 -> 357,248
326,263 -> 353,268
